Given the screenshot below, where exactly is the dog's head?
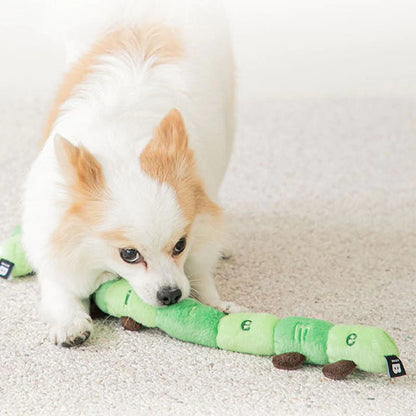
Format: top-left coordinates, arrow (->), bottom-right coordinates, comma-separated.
53,109 -> 220,306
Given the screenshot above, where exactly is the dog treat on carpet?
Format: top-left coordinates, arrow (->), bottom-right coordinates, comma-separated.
1,229 -> 406,380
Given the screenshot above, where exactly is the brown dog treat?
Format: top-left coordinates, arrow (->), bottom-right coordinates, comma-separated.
322,360 -> 356,380
121,316 -> 142,331
272,353 -> 306,370
89,298 -> 109,320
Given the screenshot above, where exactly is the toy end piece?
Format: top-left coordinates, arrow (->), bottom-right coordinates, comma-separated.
385,355 -> 406,378
0,231 -> 33,278
326,325 -> 400,373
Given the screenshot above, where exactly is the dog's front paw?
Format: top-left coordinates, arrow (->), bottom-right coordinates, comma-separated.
221,247 -> 233,260
51,313 -> 93,347
214,300 -> 250,314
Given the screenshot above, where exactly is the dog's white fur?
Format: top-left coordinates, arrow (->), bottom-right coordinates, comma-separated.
22,0 -> 236,346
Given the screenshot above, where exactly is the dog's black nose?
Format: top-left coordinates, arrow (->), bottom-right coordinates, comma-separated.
157,286 -> 182,306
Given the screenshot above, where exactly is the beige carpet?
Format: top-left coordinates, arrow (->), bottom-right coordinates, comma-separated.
0,95 -> 415,415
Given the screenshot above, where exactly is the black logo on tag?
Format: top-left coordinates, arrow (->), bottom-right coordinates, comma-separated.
0,258 -> 14,279
385,355 -> 406,378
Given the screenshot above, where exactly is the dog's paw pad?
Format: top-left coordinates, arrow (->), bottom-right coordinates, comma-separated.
215,301 -> 249,314
52,315 -> 93,347
221,247 -> 233,260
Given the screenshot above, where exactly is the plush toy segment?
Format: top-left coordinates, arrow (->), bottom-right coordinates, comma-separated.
93,279 -> 157,328
326,325 -> 399,373
217,313 -> 280,355
156,299 -> 225,347
273,317 -> 334,365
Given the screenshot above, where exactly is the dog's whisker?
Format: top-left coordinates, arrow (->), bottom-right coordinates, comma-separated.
188,275 -> 205,284
189,287 -> 201,301
102,314 -> 114,324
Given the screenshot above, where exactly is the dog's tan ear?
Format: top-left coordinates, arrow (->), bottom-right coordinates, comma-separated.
140,109 -> 220,220
54,135 -> 104,194
140,108 -> 192,182
152,108 -> 189,153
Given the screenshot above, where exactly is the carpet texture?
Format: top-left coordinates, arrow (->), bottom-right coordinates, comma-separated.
0,95 -> 415,415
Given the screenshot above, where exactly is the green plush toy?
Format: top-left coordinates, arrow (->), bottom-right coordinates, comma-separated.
0,229 -> 406,380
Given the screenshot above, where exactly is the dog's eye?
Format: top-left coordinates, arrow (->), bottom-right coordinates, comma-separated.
120,248 -> 143,264
172,237 -> 187,256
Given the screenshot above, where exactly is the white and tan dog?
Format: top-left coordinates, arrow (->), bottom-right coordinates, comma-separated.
22,0 -> 236,347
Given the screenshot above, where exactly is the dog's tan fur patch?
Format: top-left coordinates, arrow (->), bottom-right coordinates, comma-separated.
52,137 -> 107,249
99,229 -> 136,249
140,109 -> 221,222
42,24 -> 183,144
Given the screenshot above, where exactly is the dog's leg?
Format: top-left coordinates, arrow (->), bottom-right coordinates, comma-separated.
190,272 -> 245,314
185,250 -> 246,314
217,212 -> 233,260
39,272 -> 93,347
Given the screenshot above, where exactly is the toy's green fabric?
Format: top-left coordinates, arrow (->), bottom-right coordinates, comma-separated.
94,279 -> 158,327
326,325 -> 399,373
1,228 -> 405,378
156,297 -> 225,347
0,226 -> 32,278
273,317 -> 334,365
217,313 -> 280,355
93,279 -> 399,374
